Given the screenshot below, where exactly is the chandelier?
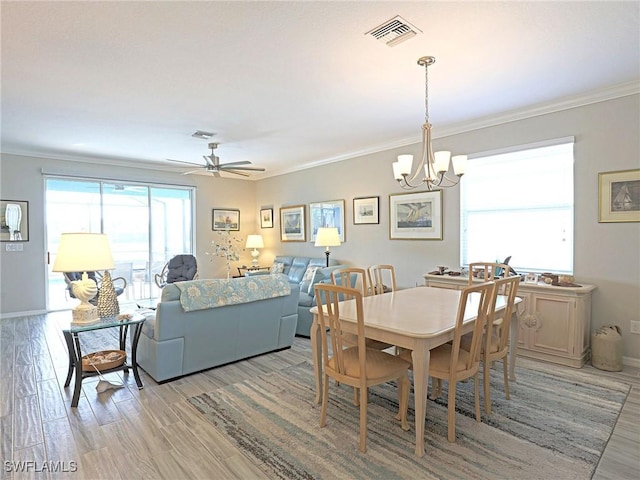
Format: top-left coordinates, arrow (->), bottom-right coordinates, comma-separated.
393,56 -> 467,190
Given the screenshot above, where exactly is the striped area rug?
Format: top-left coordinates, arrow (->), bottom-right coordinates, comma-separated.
188,359 -> 629,480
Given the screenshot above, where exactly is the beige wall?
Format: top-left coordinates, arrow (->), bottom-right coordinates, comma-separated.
255,95 -> 640,362
1,94 -> 639,362
0,155 -> 257,314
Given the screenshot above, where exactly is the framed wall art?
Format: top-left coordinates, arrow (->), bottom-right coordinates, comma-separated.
353,196 -> 379,225
0,199 -> 29,242
309,199 -> 345,242
598,169 -> 640,223
389,190 -> 442,240
260,208 -> 274,228
212,208 -> 240,231
280,205 -> 306,242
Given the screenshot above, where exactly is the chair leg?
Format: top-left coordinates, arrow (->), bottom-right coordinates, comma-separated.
431,378 -> 443,400
484,358 -> 492,415
447,380 -> 456,442
320,374 -> 330,428
398,376 -> 409,431
359,386 -> 368,453
473,373 -> 481,422
502,357 -> 510,400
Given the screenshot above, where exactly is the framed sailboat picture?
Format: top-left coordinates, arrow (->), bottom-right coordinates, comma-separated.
598,169 -> 640,223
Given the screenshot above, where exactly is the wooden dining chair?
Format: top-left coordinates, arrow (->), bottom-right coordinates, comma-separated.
331,267 -> 372,297
467,262 -> 509,284
330,267 -> 394,403
463,275 -> 520,414
401,281 -> 495,442
467,261 -> 511,340
432,281 -> 495,442
331,268 -> 393,352
369,264 -> 397,295
313,283 -> 411,453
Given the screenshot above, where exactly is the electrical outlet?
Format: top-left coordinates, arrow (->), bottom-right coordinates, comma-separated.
631,321 -> 640,335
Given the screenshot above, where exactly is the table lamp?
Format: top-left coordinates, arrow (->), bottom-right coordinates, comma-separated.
245,234 -> 264,267
314,227 -> 341,267
52,233 -> 116,324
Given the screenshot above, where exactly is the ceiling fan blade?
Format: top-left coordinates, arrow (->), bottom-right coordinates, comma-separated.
221,169 -> 250,177
181,169 -> 203,175
167,158 -> 203,167
218,161 -> 251,167
219,165 -> 266,172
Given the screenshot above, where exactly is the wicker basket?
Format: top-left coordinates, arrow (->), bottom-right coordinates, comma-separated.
82,350 -> 126,372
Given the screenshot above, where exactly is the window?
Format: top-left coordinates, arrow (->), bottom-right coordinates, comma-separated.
460,138 -> 574,274
45,177 -> 194,310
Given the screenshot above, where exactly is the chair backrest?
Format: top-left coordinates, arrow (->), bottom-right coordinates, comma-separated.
467,262 -> 510,285
314,283 -> 367,382
487,275 -> 521,354
166,254 -> 198,284
331,267 -> 371,298
112,262 -> 133,285
451,281 -> 496,372
369,264 -> 397,295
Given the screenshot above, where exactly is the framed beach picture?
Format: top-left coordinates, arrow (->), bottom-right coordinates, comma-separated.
212,208 -> 240,231
598,169 -> 640,223
260,208 -> 274,228
353,196 -> 379,225
389,190 -> 442,240
309,199 -> 345,242
280,205 -> 306,242
0,199 -> 29,242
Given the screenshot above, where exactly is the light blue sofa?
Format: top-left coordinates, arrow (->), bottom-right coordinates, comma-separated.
271,256 -> 345,337
136,274 -> 299,383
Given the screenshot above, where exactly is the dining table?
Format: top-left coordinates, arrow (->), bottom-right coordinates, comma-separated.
309,285 -> 520,458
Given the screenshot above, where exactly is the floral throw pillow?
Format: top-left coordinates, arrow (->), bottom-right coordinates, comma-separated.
270,262 -> 285,274
300,266 -> 320,294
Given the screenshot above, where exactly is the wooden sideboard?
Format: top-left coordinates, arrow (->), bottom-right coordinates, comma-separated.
423,273 -> 596,368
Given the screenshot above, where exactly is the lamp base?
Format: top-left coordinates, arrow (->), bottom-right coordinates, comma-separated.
324,250 -> 330,268
72,303 -> 100,324
251,249 -> 260,267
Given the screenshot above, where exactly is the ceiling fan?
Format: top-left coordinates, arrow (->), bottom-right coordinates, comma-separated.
167,143 -> 265,177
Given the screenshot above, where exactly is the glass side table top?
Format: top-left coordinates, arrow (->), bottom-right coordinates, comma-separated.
63,313 -> 145,333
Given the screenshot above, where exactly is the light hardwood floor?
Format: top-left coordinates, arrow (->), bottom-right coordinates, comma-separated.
1,310 -> 638,479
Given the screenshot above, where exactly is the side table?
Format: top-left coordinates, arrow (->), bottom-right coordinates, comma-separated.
236,265 -> 269,277
62,314 -> 145,407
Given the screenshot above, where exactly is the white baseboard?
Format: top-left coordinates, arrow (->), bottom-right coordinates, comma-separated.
0,309 -> 47,320
623,356 -> 640,369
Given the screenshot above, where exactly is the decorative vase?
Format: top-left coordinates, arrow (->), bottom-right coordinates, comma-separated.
97,271 -> 120,318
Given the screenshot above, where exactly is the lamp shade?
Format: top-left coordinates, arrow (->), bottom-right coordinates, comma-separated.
52,233 -> 115,272
314,227 -> 341,247
245,234 -> 264,249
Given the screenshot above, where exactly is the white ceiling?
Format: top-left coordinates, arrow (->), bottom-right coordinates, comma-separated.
2,1 -> 639,179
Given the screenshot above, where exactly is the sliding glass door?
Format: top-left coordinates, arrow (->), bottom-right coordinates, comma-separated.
46,178 -> 194,311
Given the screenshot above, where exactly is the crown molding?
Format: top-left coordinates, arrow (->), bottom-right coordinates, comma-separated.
267,81 -> 640,178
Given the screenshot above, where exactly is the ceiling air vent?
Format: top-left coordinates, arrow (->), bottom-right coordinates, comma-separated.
192,130 -> 214,139
366,16 -> 422,47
